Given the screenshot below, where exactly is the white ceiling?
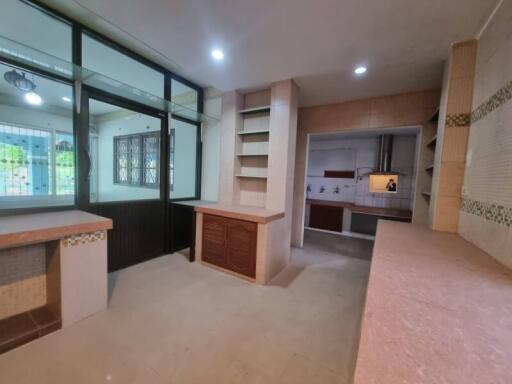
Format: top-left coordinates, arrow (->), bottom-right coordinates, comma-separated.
42,0 -> 498,106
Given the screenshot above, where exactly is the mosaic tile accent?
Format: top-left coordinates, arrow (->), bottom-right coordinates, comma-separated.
461,198 -> 512,227
471,79 -> 512,123
62,230 -> 107,247
446,113 -> 471,127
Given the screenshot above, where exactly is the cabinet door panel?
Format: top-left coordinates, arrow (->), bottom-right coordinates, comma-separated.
309,204 -> 343,232
202,215 -> 227,267
226,219 -> 257,278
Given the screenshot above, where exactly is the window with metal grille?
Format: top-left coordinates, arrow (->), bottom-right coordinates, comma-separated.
114,132 -> 159,188
0,123 -> 75,198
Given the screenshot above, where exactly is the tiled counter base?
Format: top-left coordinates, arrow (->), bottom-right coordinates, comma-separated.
0,211 -> 112,354
353,220 -> 512,384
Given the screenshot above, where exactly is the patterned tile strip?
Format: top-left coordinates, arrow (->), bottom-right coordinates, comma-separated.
461,198 -> 512,227
445,113 -> 471,127
471,79 -> 512,123
62,230 -> 107,247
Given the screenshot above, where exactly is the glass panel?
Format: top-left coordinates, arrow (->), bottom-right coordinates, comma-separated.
89,99 -> 161,203
82,34 -> 164,98
0,0 -> 72,61
0,62 -> 74,209
169,118 -> 197,199
0,36 -> 217,124
171,79 -> 198,112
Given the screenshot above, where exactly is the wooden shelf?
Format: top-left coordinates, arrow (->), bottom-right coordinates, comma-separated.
426,134 -> 437,148
425,164 -> 434,172
236,153 -> 268,157
236,174 -> 268,179
237,129 -> 270,136
239,105 -> 271,114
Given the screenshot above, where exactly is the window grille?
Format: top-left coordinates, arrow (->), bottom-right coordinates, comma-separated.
114,132 -> 159,188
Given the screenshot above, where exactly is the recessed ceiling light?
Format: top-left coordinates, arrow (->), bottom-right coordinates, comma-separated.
62,96 -> 72,102
211,49 -> 224,61
354,66 -> 367,75
25,92 -> 42,105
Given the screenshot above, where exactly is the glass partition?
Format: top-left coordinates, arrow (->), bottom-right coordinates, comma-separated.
169,118 -> 198,199
82,33 -> 165,98
171,79 -> 198,112
0,62 -> 74,209
0,0 -> 72,62
89,99 -> 161,203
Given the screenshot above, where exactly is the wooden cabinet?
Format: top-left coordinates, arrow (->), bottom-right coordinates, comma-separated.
202,214 -> 257,278
309,204 -> 343,232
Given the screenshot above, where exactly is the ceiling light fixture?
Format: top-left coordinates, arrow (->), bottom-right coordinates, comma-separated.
25,92 -> 42,106
62,96 -> 72,102
354,66 -> 368,75
4,70 -> 37,91
211,49 -> 224,61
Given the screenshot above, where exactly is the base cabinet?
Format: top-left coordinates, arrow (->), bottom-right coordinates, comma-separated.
202,214 -> 257,278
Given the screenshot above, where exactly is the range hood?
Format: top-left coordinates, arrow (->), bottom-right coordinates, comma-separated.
369,135 -> 403,175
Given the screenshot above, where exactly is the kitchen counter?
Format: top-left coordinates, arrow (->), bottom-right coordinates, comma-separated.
0,210 -> 113,249
353,220 -> 512,383
194,203 -> 284,224
306,199 -> 412,219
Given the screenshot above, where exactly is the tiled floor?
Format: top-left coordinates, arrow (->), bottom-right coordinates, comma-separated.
0,230 -> 372,384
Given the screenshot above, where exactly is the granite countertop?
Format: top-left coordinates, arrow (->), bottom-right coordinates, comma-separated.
195,203 -> 284,224
0,210 -> 113,249
306,198 -> 412,219
353,220 -> 512,383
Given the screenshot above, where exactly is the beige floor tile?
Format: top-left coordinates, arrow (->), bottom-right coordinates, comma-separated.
0,230 -> 371,384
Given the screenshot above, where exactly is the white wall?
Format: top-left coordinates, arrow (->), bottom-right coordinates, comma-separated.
306,135 -> 417,210
94,111 -> 160,202
200,89 -> 221,202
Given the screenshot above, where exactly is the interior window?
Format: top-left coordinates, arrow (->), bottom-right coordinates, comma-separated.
169,118 -> 198,199
82,33 -> 164,98
0,62 -> 74,209
0,0 -> 72,62
89,99 -> 161,203
113,132 -> 159,188
171,79 -> 199,111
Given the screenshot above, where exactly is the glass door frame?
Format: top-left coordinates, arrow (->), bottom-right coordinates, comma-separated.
76,85 -> 169,210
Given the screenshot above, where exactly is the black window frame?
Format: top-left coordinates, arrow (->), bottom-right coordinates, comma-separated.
113,131 -> 160,189
0,0 -> 204,216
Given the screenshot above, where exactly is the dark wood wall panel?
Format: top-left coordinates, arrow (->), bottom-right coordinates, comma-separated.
88,200 -> 165,272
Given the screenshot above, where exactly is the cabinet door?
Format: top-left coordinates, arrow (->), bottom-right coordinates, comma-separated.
202,215 -> 227,268
309,204 -> 343,232
225,219 -> 257,278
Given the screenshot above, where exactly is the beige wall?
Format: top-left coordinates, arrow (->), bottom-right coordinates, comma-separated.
429,41 -> 477,232
459,1 -> 512,269
292,90 -> 440,246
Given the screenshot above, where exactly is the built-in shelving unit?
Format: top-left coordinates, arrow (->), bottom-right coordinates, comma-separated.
237,129 -> 270,136
239,105 -> 271,114
412,107 -> 440,225
236,91 -> 271,207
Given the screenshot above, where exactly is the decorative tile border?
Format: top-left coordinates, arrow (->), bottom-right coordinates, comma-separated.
62,230 -> 107,247
461,198 -> 512,227
446,113 -> 471,127
471,79 -> 512,123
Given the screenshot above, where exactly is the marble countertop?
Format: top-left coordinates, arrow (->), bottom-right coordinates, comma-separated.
353,220 -> 512,384
195,203 -> 284,223
306,199 -> 412,219
0,210 -> 113,249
